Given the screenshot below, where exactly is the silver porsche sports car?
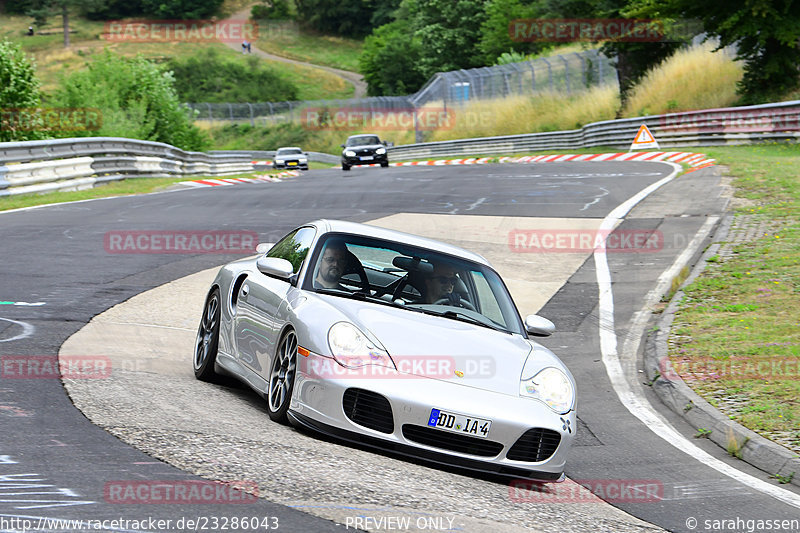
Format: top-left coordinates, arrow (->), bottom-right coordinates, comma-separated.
194,219 -> 576,481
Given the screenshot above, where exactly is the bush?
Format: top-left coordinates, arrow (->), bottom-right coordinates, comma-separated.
52,51 -> 208,151
359,20 -> 427,96
0,39 -> 45,142
168,49 -> 299,103
252,0 -> 291,20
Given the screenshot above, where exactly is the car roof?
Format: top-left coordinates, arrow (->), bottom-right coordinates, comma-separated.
276,146 -> 302,151
309,219 -> 490,266
347,134 -> 379,140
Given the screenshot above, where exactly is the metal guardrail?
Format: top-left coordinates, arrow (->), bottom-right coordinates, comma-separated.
2,101 -> 798,196
387,100 -> 800,160
0,138 -> 335,197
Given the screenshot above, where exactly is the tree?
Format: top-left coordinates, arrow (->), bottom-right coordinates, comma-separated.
0,39 -> 44,142
479,0 -> 551,65
139,0 -> 223,19
631,0 -> 800,103
52,52 -> 208,150
294,0 -> 400,38
535,0 -> 683,111
359,19 -> 427,96
168,49 -> 299,103
408,0 -> 490,78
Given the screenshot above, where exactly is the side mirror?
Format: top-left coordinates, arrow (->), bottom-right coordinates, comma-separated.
340,144 -> 346,148
524,314 -> 555,337
257,257 -> 294,280
255,242 -> 273,254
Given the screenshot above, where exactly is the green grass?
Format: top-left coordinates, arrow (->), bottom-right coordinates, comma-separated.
253,19 -> 363,72
669,143 -> 800,453
0,11 -> 352,101
0,177 -> 189,212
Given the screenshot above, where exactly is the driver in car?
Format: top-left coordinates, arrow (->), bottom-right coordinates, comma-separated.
314,240 -> 348,290
423,262 -> 462,305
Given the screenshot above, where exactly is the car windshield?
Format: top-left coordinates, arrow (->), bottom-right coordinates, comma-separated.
346,136 -> 379,147
303,233 -> 525,335
277,148 -> 302,155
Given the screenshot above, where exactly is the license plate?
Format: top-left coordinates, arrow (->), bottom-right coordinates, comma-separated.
288,161 -> 297,166
427,408 -> 491,438
359,156 -> 373,161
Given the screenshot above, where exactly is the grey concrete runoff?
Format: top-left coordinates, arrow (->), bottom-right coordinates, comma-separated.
644,214 -> 800,488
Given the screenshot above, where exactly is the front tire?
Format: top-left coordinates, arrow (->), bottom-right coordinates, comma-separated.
342,163 -> 351,171
194,288 -> 221,382
267,329 -> 298,424
380,161 -> 389,168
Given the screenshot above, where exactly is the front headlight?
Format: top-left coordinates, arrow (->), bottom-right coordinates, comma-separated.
344,150 -> 356,157
299,157 -> 308,163
520,367 -> 574,414
376,147 -> 386,155
327,322 -> 395,370
275,158 -> 285,163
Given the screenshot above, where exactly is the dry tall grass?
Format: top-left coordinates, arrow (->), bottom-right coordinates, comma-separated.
425,85 -> 619,141
622,42 -> 743,117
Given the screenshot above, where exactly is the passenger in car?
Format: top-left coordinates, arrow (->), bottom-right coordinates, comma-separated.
423,262 -> 461,304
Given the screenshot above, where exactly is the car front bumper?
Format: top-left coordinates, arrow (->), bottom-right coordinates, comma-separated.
342,153 -> 388,166
290,354 -> 575,481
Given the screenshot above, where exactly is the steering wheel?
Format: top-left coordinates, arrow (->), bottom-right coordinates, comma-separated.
390,276 -> 413,301
433,297 -> 476,312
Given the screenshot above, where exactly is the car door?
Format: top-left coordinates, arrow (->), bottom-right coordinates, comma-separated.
234,227 -> 315,379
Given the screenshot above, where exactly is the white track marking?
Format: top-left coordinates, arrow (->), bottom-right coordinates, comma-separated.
594,163 -> 800,508
0,317 -> 35,343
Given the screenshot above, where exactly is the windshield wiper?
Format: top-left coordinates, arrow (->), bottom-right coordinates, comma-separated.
419,308 -> 510,334
314,288 -> 414,310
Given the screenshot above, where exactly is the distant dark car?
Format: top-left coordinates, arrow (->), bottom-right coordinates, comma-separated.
273,147 -> 309,170
340,134 -> 389,171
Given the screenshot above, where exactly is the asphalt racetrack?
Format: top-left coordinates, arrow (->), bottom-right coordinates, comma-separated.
2,162 -> 799,532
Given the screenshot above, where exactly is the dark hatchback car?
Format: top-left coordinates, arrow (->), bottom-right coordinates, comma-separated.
340,134 -> 389,171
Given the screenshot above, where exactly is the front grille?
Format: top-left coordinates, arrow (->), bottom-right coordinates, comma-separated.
506,428 -> 561,462
342,388 -> 394,434
402,425 -> 504,457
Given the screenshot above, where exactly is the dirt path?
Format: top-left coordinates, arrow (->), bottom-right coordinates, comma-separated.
223,6 -> 367,98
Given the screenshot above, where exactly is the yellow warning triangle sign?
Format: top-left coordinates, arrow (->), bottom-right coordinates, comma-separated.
630,124 -> 659,150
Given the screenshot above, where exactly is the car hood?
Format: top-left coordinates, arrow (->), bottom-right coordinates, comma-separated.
344,144 -> 383,150
314,294 -> 548,396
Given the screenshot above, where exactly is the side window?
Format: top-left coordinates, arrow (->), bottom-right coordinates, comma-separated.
267,227 -> 315,273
